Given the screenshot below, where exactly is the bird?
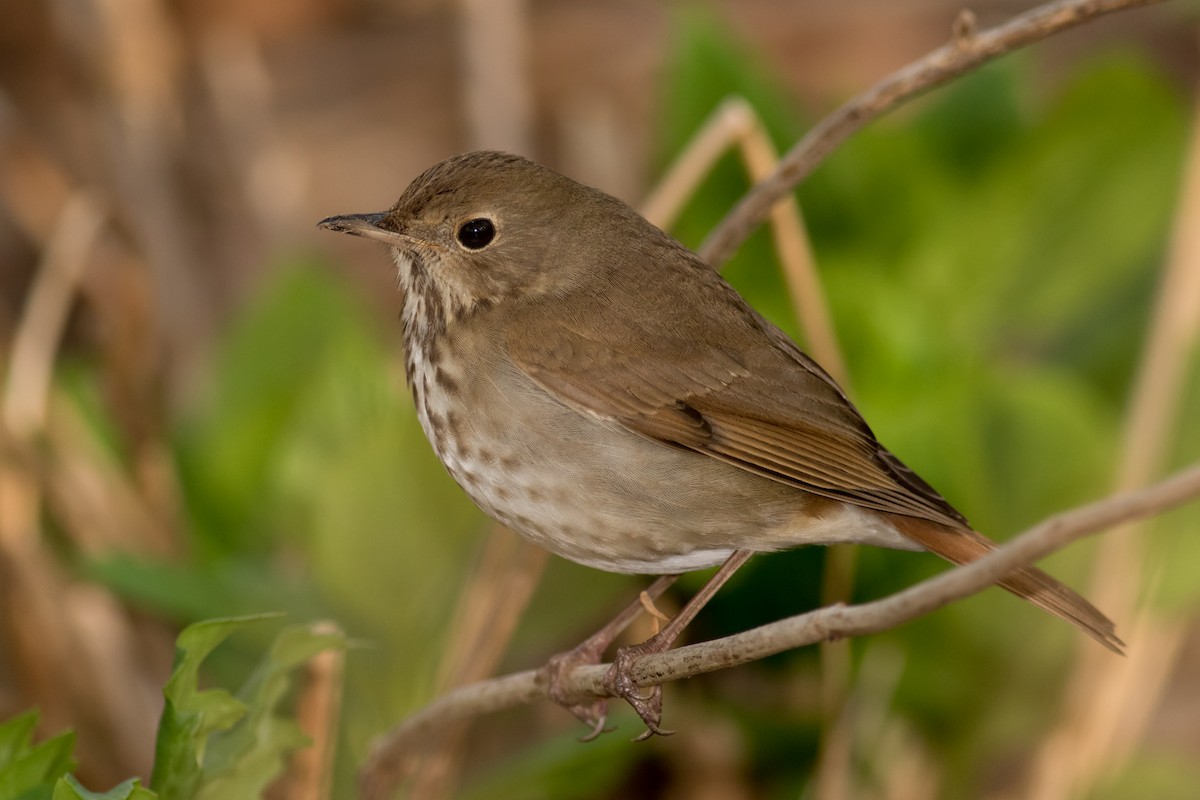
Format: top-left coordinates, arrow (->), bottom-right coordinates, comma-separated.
319,150 -> 1121,737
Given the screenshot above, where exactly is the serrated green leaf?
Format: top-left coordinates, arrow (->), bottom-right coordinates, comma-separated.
0,729 -> 76,800
53,775 -> 157,800
149,615 -> 280,797
194,625 -> 345,800
0,710 -> 39,768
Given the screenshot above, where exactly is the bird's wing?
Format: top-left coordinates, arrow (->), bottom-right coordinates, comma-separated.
505,284 -> 1130,654
505,301 -> 966,528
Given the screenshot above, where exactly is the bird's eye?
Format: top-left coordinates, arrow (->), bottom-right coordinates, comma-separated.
456,217 -> 496,250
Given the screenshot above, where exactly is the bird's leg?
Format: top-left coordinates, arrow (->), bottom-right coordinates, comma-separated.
539,574 -> 678,741
606,550 -> 754,740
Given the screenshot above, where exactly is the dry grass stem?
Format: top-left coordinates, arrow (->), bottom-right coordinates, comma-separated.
641,108 -> 862,767
656,89 -> 852,800
81,0 -> 212,376
282,622 -> 346,800
3,193 -> 104,439
640,98 -> 758,230
726,99 -> 847,388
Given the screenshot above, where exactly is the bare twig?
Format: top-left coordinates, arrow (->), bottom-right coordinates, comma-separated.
359,462 -> 1200,800
698,0 -> 1167,268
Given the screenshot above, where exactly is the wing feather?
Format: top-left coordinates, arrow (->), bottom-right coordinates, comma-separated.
507,305 -> 966,529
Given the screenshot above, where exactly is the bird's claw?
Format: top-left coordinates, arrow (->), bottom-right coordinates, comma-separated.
540,646 -> 614,739
576,707 -> 615,742
604,639 -> 674,740
542,623 -> 681,740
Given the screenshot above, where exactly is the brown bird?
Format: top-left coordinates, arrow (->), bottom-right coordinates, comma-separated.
319,150 -> 1121,737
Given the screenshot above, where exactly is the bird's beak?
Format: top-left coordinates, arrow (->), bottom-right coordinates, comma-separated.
318,212 -> 428,248
318,211 -> 388,237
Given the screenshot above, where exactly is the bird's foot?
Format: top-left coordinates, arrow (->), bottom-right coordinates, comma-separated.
537,574 -> 684,740
604,633 -> 675,740
539,643 -> 613,741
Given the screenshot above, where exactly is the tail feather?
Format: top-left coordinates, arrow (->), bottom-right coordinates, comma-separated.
890,515 -> 1124,654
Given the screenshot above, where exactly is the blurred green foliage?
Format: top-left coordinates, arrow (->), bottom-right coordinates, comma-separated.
0,711 -> 75,799
0,619 -> 341,800
25,7 -> 1196,799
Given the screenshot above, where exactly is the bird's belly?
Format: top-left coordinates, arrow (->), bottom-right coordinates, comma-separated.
412,346 -> 914,574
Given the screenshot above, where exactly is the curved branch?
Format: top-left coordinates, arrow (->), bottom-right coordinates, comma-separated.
360,461 -> 1200,800
698,0 -> 1167,267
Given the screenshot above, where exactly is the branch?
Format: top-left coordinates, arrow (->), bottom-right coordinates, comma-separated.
698,0 -> 1167,267
360,461 -> 1200,800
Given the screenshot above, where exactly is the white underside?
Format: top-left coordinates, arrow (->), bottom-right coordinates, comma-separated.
566,547 -> 739,574
546,502 -> 920,575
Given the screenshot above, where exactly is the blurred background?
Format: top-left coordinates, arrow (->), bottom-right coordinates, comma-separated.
2,0 -> 1199,798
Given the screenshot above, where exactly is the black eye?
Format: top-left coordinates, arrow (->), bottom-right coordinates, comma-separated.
457,217 -> 495,250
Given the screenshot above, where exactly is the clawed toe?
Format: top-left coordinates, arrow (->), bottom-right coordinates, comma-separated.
577,708 -> 613,743
604,637 -> 675,739
625,687 -> 674,741
540,647 -> 615,738
543,634 -> 677,740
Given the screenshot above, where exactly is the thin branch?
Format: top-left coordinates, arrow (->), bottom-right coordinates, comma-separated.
360,461 -> 1200,800
698,0 -> 1167,267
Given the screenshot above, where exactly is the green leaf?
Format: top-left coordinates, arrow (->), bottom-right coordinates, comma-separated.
194,625 -> 345,800
0,726 -> 76,800
53,775 -> 157,800
149,615 -> 272,796
150,615 -> 343,798
0,710 -> 39,768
